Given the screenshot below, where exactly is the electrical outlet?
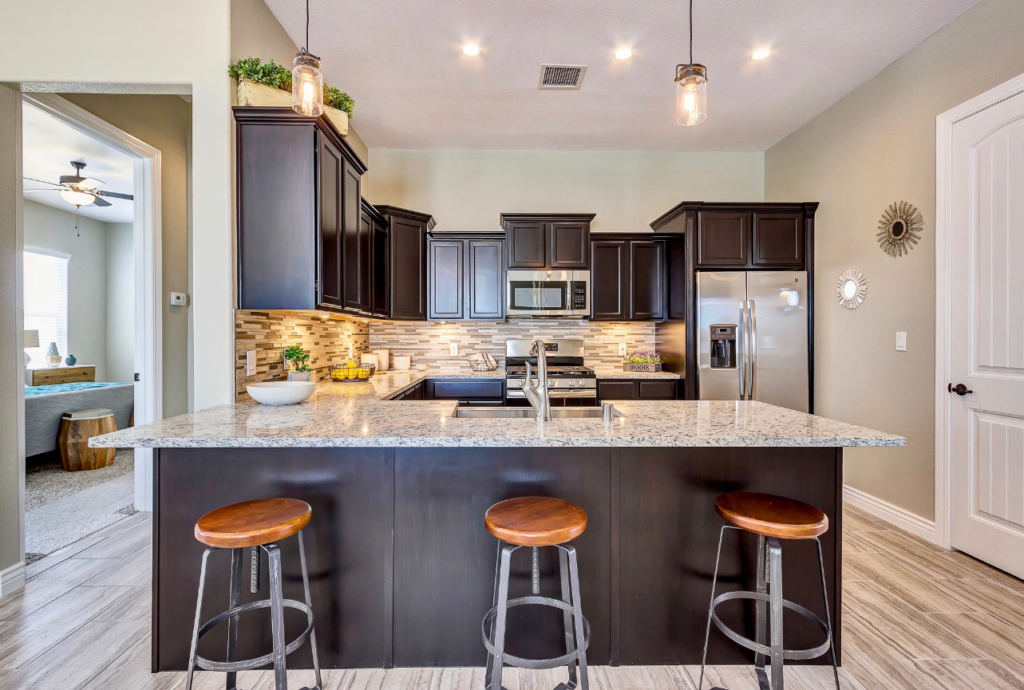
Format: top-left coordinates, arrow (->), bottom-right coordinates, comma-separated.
450,342 -> 459,356
896,332 -> 907,352
618,343 -> 628,357
245,350 -> 257,376
348,343 -> 355,358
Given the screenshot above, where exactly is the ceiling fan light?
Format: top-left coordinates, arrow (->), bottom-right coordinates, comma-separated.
675,64 -> 707,126
292,51 -> 324,118
61,189 -> 95,207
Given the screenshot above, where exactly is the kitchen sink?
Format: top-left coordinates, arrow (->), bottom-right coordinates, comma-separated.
451,405 -> 622,419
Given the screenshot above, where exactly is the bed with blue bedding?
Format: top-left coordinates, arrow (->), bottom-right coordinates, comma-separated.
24,381 -> 134,457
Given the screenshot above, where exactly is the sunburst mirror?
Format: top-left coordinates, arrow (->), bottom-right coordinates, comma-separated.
877,201 -> 923,258
836,269 -> 867,310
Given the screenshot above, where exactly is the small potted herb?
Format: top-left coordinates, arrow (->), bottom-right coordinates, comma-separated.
623,350 -> 662,373
229,57 -> 354,135
283,345 -> 314,382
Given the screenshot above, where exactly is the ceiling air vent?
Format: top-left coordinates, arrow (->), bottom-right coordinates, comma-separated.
538,64 -> 587,90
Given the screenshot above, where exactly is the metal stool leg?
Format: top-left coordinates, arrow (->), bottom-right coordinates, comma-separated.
767,537 -> 784,690
186,549 -> 212,690
488,544 -> 514,690
484,543 -> 502,690
755,535 -> 769,690
298,531 -> 323,690
565,544 -> 588,690
266,544 -> 288,690
815,538 -> 841,690
559,547 -> 579,689
226,548 -> 243,690
698,526 -> 729,690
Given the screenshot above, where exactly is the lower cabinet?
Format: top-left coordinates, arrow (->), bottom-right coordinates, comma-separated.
596,379 -> 678,401
427,233 -> 505,321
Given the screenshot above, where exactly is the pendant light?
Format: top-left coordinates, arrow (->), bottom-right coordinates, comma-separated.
292,0 -> 324,117
675,0 -> 707,126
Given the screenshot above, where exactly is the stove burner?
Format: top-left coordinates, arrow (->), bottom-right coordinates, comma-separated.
505,365 -> 596,379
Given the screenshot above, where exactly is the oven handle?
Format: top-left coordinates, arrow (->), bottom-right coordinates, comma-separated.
506,390 -> 597,399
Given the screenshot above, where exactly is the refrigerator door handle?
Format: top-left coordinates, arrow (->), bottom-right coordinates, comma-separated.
748,300 -> 758,400
738,300 -> 747,400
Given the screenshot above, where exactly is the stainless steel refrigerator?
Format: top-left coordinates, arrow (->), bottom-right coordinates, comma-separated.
696,271 -> 809,412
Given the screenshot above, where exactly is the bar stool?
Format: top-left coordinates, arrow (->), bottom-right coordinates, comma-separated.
699,492 -> 839,690
482,496 -> 590,690
186,498 -> 322,690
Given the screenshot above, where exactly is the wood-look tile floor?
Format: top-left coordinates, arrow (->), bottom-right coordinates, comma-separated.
1,505 -> 1023,689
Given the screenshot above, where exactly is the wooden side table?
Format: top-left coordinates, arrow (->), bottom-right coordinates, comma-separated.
26,365 -> 96,386
58,408 -> 116,471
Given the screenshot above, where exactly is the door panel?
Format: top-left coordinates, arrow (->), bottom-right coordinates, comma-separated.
696,272 -> 746,401
746,271 -> 809,413
950,91 -> 1024,577
467,240 -> 504,320
342,161 -> 363,311
549,222 -> 590,268
752,212 -> 804,267
507,222 -> 547,268
697,212 -> 749,267
318,135 -> 344,308
427,240 -> 464,320
590,240 -> 628,320
371,218 -> 389,317
391,219 -> 427,319
629,240 -> 665,320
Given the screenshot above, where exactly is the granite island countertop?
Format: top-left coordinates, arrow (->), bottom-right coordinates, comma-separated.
91,369 -> 903,449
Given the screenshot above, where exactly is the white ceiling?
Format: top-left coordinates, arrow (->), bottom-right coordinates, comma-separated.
21,103 -> 135,223
265,0 -> 980,151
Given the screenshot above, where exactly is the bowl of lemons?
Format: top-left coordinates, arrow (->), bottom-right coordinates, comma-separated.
329,361 -> 377,382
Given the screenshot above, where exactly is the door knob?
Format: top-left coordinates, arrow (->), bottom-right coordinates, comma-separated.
948,383 -> 973,396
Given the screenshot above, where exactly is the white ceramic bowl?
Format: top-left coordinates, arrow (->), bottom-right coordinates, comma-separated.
246,381 -> 317,406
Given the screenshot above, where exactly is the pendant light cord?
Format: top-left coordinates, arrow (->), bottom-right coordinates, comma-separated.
305,0 -> 310,51
689,0 -> 694,64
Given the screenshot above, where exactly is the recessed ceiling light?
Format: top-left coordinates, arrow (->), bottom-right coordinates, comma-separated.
615,48 -> 633,60
752,48 -> 771,60
463,44 -> 480,56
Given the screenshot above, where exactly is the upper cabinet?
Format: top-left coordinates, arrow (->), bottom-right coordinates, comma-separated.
751,211 -> 804,267
378,206 -> 436,321
697,211 -> 749,267
235,107 -> 367,313
427,233 -> 505,321
589,235 -> 683,322
501,214 -> 594,269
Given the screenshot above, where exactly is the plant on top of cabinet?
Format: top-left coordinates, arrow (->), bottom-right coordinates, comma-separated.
230,57 -> 353,135
500,213 -> 594,269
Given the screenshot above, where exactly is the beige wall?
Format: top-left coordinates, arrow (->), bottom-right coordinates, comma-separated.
765,0 -> 1024,520
61,94 -> 193,417
364,150 -> 763,232
230,0 -> 368,163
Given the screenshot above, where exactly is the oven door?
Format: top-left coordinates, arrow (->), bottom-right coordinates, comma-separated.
507,270 -> 585,317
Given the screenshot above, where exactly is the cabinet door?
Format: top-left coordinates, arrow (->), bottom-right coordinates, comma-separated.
666,236 -> 687,321
342,160 -> 364,311
318,135 -> 345,308
467,239 -> 504,320
638,380 -> 676,400
697,211 -> 749,267
371,219 -> 389,318
597,380 -> 637,401
590,240 -> 628,320
549,222 -> 590,268
427,239 -> 464,320
390,219 -> 427,319
629,240 -> 665,320
752,212 -> 804,267
506,222 -> 547,268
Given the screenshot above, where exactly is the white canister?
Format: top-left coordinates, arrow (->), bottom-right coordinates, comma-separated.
374,349 -> 391,371
394,355 -> 411,371
360,353 -> 379,369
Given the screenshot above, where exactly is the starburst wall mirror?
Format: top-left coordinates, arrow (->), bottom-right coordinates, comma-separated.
877,201 -> 923,258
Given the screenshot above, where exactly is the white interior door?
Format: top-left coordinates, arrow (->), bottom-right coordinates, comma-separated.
949,90 -> 1024,577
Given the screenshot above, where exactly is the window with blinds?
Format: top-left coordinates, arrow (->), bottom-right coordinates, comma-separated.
24,250 -> 69,369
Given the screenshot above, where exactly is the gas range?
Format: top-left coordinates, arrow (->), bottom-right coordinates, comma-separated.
504,339 -> 597,400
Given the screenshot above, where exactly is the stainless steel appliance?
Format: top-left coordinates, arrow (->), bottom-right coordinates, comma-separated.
504,339 -> 597,403
697,271 -> 809,412
506,269 -> 590,318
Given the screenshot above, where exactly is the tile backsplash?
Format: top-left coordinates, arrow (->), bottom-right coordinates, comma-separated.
235,311 -> 369,399
368,319 -> 655,371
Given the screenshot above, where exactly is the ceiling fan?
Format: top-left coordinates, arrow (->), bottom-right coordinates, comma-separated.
23,160 -> 134,208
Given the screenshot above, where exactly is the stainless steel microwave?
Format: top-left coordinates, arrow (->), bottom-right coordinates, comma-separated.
506,269 -> 590,317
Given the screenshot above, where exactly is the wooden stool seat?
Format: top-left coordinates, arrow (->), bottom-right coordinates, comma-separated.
194,498 -> 312,549
58,408 -> 116,472
484,496 -> 587,547
715,492 -> 828,539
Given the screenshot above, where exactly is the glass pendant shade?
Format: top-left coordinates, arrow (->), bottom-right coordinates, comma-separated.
675,64 -> 708,126
292,52 -> 324,117
61,189 -> 95,206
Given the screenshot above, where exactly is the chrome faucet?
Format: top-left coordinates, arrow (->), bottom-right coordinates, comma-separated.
522,339 -> 551,421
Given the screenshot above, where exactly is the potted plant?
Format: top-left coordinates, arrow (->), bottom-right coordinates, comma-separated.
228,57 -> 354,136
623,350 -> 662,373
283,345 -> 314,382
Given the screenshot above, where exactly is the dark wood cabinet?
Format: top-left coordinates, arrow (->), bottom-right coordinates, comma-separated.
697,211 -> 749,267
590,240 -> 628,320
343,162 -> 368,312
590,236 -> 672,322
629,240 -> 665,320
597,379 -> 678,401
691,209 -> 805,270
234,107 -> 367,313
501,214 -> 594,269
367,202 -> 390,318
378,206 -> 436,321
752,211 -> 804,266
427,233 -> 505,321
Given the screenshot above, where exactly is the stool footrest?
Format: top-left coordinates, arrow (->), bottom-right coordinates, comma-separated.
193,597 -> 314,673
710,590 -> 831,661
481,595 -> 590,670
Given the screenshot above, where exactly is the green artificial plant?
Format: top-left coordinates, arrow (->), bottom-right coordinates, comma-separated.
283,344 -> 312,372
229,57 -> 355,116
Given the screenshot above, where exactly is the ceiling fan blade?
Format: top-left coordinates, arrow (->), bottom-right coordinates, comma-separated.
95,190 -> 134,201
23,177 -> 61,187
91,195 -> 112,207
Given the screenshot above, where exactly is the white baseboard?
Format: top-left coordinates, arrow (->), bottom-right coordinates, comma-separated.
0,561 -> 26,596
843,484 -> 938,544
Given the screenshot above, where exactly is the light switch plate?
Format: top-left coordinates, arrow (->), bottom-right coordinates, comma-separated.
169,292 -> 187,307
449,342 -> 459,356
245,350 -> 257,375
896,332 -> 907,352
618,343 -> 628,356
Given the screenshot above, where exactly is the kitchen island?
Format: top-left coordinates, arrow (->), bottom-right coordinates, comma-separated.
92,370 -> 902,671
